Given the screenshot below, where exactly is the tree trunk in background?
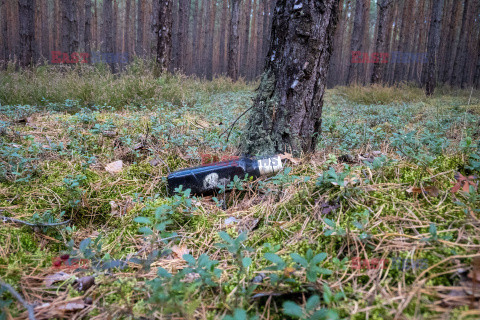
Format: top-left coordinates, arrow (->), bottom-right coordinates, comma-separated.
201,0 -> 209,76
113,0 -> 118,53
461,0 -> 477,88
60,0 -> 77,55
219,0 -> 228,74
190,0 -> 199,74
392,0 -> 407,83
442,0 -> 462,83
371,0 -> 393,84
18,0 -> 35,67
241,0 -> 340,156
102,0 -> 114,71
451,0 -> 468,87
240,0 -> 252,78
254,0 -> 264,77
228,0 -> 241,80
1,0 -> 8,65
399,0 -> 414,82
206,0 -> 216,79
176,0 -> 186,70
474,27 -> 480,89
156,0 -> 172,73
123,0 -> 130,56
40,0 -> 48,59
249,0 -> 257,80
77,0 -> 85,51
408,0 -> 425,82
136,0 -> 143,56
85,0 -> 92,53
424,0 -> 443,96
346,0 -> 365,84
328,0 -> 345,87
360,0 -> 370,85
184,0 -> 191,73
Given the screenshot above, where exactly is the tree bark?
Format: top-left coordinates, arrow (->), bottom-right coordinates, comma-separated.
228,0 -> 241,80
346,0 -> 366,84
102,0 -> 114,71
240,0 -> 252,78
219,0 -> 228,74
371,0 -> 393,84
451,0 -> 469,87
241,0 -> 340,156
442,0 -> 462,83
60,0 -> 77,55
424,0 -> 443,96
136,0 -> 144,56
206,0 -> 216,79
84,0 -> 92,53
156,0 -> 172,73
1,0 -> 8,65
123,0 -> 130,56
18,0 -> 36,67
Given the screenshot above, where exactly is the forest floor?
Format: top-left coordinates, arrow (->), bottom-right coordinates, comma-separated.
1,65 -> 480,319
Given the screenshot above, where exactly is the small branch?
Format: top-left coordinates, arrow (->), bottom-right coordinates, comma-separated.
0,215 -> 70,228
219,106 -> 254,143
0,278 -> 36,320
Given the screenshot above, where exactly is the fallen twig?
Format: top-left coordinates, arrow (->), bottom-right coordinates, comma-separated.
0,278 -> 36,320
0,215 -> 70,228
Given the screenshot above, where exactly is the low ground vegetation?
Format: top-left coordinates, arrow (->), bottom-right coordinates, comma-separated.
1,66 -> 480,319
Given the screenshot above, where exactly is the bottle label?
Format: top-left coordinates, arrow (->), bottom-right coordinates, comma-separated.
257,156 -> 283,175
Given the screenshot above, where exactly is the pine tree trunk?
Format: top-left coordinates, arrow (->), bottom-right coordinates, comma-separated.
249,0 -> 257,80
240,0 -> 252,78
84,0 -> 92,53
40,0 -> 48,59
346,0 -> 365,84
191,0 -> 200,74
371,0 -> 393,84
60,0 -> 78,55
136,0 -> 143,56
206,0 -> 216,79
176,0 -> 186,70
424,0 -> 443,96
219,0 -> 228,74
1,0 -> 8,65
442,0 -> 462,83
124,0 -> 130,56
255,0 -> 264,77
102,0 -> 114,71
461,0 -> 477,88
241,0 -> 340,156
156,0 -> 172,72
19,0 -> 35,67
228,0 -> 241,80
451,0 -> 469,87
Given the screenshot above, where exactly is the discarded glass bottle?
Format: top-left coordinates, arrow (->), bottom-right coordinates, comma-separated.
167,155 -> 283,195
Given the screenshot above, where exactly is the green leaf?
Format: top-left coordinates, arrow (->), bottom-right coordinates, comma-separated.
323,284 -> 332,304
183,254 -> 196,265
264,252 -> 284,266
79,238 -> 91,252
283,301 -> 304,318
429,223 -> 437,235
311,252 -> 327,265
317,267 -> 333,275
157,267 -> 172,278
306,295 -> 320,312
290,253 -> 308,267
138,226 -> 153,235
233,308 -> 247,320
134,216 -> 151,224
324,218 -> 336,228
218,231 -> 233,243
242,257 -> 252,268
310,309 -> 330,320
